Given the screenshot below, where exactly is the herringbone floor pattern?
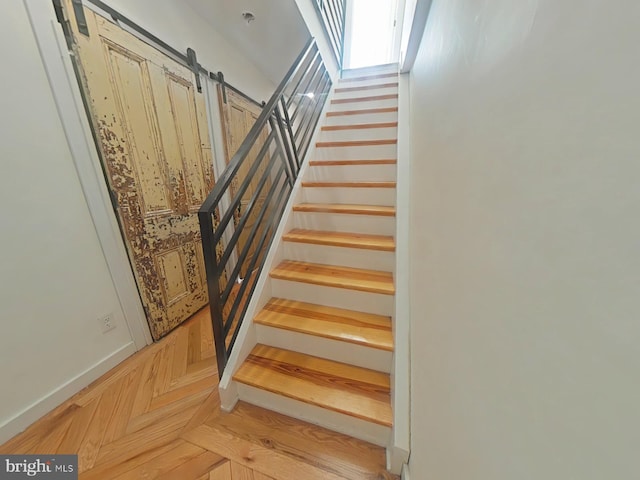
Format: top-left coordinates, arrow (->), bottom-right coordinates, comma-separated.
0,307 -> 397,479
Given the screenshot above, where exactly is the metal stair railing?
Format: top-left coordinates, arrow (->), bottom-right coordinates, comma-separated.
198,38 -> 331,378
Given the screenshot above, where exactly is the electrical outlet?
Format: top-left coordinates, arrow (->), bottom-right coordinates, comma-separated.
98,313 -> 116,333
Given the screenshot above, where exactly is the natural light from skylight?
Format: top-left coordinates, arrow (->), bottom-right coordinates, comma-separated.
346,0 -> 397,69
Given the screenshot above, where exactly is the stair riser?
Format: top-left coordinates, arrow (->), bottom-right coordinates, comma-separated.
292,211 -> 396,236
271,279 -> 394,316
329,97 -> 398,112
333,86 -> 398,100
324,111 -> 398,126
319,126 -> 397,143
236,384 -> 391,446
307,164 -> 397,182
283,242 -> 395,272
314,144 -> 397,161
256,325 -> 392,373
301,187 -> 396,206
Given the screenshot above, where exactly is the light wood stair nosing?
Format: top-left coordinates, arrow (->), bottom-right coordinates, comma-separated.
309,159 -> 397,166
339,72 -> 398,83
233,345 -> 392,427
292,203 -> 396,217
334,83 -> 399,93
316,139 -> 397,148
282,228 -> 395,252
326,107 -> 398,117
301,181 -> 396,188
331,94 -> 398,105
254,298 -> 394,351
269,260 -> 395,296
321,122 -> 398,131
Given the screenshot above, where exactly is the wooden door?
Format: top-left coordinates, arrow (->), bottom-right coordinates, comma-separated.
65,4 -> 215,340
218,88 -> 271,277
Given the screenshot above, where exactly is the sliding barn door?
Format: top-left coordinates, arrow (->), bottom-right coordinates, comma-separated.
217,88 -> 271,277
64,3 -> 215,339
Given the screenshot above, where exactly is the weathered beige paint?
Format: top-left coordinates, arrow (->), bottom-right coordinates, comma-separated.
217,88 -> 271,277
66,4 -> 215,339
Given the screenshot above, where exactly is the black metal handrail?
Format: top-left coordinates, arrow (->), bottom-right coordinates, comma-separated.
199,38 -> 331,378
313,0 -> 347,69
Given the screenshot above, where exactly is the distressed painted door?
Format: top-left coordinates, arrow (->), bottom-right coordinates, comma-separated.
65,4 -> 214,339
217,88 -> 271,277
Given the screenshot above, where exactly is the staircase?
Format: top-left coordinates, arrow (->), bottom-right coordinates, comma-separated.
232,66 -> 399,447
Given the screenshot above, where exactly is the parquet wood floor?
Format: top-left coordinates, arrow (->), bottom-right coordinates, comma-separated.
0,307 -> 397,479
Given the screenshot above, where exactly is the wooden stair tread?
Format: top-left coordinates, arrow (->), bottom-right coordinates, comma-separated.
283,228 -> 395,251
331,94 -> 398,105
301,181 -> 396,188
339,72 -> 398,83
326,107 -> 398,117
234,345 -> 392,426
316,139 -> 397,148
322,122 -> 398,131
254,298 -> 393,351
309,159 -> 397,166
270,260 -> 395,295
293,203 -> 396,216
334,83 -> 398,93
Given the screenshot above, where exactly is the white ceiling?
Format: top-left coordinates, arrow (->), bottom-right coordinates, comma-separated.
185,0 -> 311,86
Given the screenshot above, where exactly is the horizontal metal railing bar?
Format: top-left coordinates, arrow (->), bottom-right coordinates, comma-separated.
215,151 -> 283,275
220,159 -> 287,308
223,174 -> 289,336
200,37 -> 316,215
212,130 -> 276,246
293,71 -> 327,145
287,51 -> 322,107
224,182 -> 290,349
285,50 -> 320,109
298,75 -> 332,162
313,0 -> 343,65
290,64 -> 325,126
287,59 -> 322,122
322,3 -> 341,46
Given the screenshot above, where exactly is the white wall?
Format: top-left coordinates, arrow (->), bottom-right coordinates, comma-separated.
0,0 -> 276,444
101,0 -> 276,101
409,0 -> 640,478
0,2 -> 135,442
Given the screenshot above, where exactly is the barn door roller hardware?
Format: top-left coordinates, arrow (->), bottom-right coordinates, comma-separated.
186,48 -> 202,93
214,71 -> 228,104
71,0 -> 89,36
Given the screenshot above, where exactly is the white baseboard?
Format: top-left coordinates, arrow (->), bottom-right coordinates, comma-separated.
0,342 -> 136,444
402,463 -> 411,480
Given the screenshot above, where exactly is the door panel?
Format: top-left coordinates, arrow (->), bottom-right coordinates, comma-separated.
65,4 -> 215,339
218,89 -> 271,277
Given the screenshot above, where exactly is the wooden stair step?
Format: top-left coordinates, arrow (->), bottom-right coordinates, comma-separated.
283,228 -> 395,251
326,107 -> 398,117
309,159 -> 397,166
339,72 -> 398,83
322,122 -> 398,131
301,181 -> 396,188
293,203 -> 396,216
234,344 -> 392,426
270,260 -> 395,295
331,94 -> 398,105
316,139 -> 397,148
334,83 -> 398,94
254,298 -> 393,351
